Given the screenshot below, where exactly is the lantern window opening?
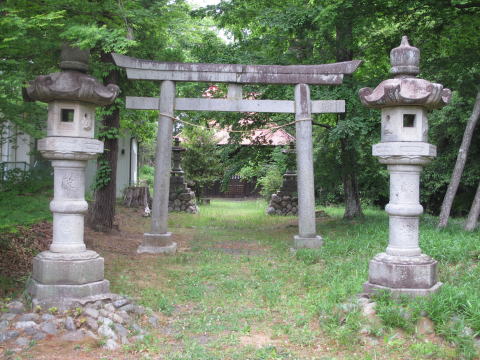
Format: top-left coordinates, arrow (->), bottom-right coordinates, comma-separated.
403,114 -> 416,128
61,109 -> 75,122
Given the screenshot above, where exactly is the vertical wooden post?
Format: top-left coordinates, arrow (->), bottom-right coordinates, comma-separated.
227,84 -> 242,99
294,83 -> 323,248
139,80 -> 177,254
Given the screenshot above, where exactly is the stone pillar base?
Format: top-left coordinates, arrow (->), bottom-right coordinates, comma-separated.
28,250 -> 110,308
363,252 -> 442,296
138,232 -> 177,254
293,235 -> 323,249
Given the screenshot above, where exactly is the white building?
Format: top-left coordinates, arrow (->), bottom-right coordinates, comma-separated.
1,120 -> 138,197
0,121 -> 33,176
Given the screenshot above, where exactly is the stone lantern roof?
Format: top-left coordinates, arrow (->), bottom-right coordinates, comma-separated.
24,45 -> 120,106
359,36 -> 451,109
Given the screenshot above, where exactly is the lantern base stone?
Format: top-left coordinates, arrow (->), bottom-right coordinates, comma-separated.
28,280 -> 111,309
138,232 -> 177,254
363,252 -> 442,296
28,250 -> 110,308
32,250 -> 104,285
293,235 -> 323,249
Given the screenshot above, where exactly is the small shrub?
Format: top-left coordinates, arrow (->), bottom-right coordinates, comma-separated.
257,165 -> 283,199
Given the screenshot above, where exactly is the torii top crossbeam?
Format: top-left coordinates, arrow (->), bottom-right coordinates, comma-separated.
112,53 -> 361,254
113,54 -> 361,85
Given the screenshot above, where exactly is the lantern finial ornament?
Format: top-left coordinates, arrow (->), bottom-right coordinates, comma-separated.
390,36 -> 420,77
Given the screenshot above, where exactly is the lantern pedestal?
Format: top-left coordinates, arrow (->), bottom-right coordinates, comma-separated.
364,253 -> 441,296
28,251 -> 110,308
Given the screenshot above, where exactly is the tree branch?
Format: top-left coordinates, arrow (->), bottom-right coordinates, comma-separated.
312,121 -> 332,130
453,1 -> 480,8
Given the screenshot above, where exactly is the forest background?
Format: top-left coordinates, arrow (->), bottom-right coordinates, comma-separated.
1,0 -> 479,229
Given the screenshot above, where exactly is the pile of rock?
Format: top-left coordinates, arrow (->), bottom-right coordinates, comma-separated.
267,193 -> 298,216
0,295 -> 158,353
169,176 -> 198,213
266,174 -> 298,216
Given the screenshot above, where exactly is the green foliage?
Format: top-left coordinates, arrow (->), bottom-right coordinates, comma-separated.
0,190 -> 51,233
139,165 -> 155,188
92,158 -> 112,191
181,126 -> 223,197
256,166 -> 283,199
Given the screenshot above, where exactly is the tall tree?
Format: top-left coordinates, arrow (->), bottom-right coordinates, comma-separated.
465,181 -> 480,231
437,91 -> 480,228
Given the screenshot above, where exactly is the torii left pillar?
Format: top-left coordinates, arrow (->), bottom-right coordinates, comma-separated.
294,84 -> 323,248
138,80 -> 177,254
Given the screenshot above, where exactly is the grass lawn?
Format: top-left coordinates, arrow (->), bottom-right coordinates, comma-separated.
0,189 -> 52,233
2,196 -> 479,359
92,199 -> 479,360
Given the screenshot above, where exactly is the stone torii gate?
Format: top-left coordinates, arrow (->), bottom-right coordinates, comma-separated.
113,54 -> 361,254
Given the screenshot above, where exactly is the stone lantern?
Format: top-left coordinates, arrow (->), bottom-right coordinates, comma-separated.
359,37 -> 451,296
267,143 -> 298,216
24,45 -> 119,307
171,137 -> 186,175
165,138 -> 198,216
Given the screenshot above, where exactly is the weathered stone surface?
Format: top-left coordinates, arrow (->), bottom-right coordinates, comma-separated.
85,317 -> 99,331
28,279 -> 111,308
366,253 -> 438,290
15,321 -> 38,330
148,316 -> 159,328
0,330 -> 19,343
98,324 -> 117,340
61,330 -> 87,342
138,233 -> 177,254
32,332 -> 46,341
359,37 -> 450,110
104,338 -> 119,350
416,317 -> 435,335
15,337 -> 30,347
112,299 -> 129,308
83,307 -> 99,319
104,303 -> 115,313
32,251 -> 105,285
24,326 -> 39,336
360,37 -> 445,297
1,313 -> 16,321
40,321 -> 57,335
65,316 -> 76,331
41,314 -> 56,321
267,174 -> 298,216
7,301 -> 25,314
114,324 -> 129,338
25,69 -> 119,106
293,235 -> 323,249
18,313 -> 40,322
361,302 -> 377,319
0,320 -> 9,330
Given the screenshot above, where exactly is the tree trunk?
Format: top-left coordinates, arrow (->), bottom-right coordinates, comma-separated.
123,186 -> 151,208
464,181 -> 480,231
335,15 -> 363,219
88,52 -> 120,232
438,91 -> 480,228
340,135 -> 363,219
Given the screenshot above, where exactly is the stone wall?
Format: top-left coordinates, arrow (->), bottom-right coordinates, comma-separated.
266,174 -> 297,216
168,175 -> 198,213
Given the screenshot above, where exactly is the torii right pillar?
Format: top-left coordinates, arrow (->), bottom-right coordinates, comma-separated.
359,37 -> 451,296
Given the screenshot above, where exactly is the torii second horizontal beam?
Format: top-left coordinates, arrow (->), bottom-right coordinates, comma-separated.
126,96 -> 345,114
